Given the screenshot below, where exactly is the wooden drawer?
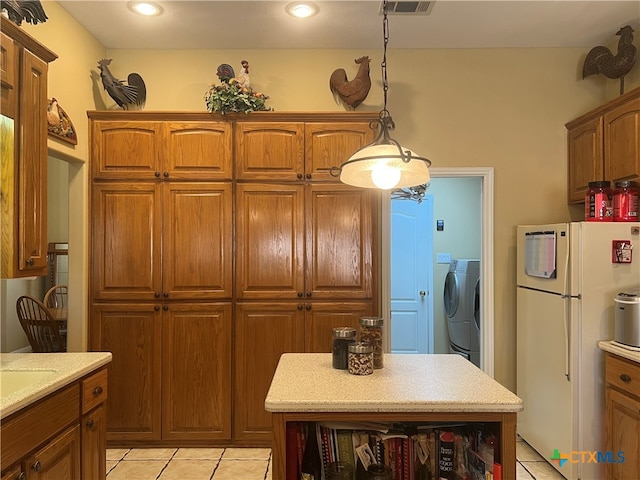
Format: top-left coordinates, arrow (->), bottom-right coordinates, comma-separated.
1,383 -> 79,468
606,353 -> 640,398
81,367 -> 108,414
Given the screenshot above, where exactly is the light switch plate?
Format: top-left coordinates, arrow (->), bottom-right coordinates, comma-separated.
437,253 -> 451,264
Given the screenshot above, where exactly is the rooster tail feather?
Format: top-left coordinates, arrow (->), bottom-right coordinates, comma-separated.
582,46 -> 612,78
127,73 -> 147,108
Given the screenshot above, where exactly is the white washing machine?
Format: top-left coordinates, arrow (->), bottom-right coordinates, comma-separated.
443,259 -> 480,367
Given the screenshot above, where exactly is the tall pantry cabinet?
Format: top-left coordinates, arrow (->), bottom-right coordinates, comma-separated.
88,111 -> 379,446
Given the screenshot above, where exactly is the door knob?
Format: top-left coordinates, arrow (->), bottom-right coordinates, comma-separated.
419,290 -> 426,297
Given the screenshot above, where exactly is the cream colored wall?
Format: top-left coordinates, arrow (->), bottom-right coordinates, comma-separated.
9,2 -> 639,391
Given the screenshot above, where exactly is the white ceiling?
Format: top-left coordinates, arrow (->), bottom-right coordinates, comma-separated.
55,0 -> 640,50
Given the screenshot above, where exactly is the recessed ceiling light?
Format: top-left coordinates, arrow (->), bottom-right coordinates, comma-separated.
128,1 -> 163,16
286,2 -> 318,18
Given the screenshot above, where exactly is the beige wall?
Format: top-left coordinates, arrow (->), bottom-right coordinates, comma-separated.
6,1 -> 638,391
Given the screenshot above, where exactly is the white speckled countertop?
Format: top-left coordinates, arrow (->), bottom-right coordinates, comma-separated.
1,352 -> 112,419
598,340 -> 640,364
265,353 -> 523,413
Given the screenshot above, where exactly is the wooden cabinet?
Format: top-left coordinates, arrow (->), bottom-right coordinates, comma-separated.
605,352 -> 640,479
88,112 -> 380,446
0,18 -> 57,278
0,367 -> 108,480
566,87 -> 640,203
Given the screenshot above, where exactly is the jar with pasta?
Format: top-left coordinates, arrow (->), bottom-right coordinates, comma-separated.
359,317 -> 384,369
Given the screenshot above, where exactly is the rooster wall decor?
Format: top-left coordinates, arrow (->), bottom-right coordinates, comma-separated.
98,59 -> 147,110
1,0 -> 48,25
582,25 -> 637,96
329,56 -> 371,110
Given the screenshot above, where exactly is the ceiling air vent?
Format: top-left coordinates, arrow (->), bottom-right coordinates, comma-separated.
381,1 -> 434,15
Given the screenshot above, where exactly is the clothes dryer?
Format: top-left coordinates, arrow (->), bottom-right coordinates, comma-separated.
443,259 -> 480,366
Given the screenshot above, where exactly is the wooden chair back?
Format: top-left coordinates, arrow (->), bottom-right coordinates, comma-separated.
44,284 -> 67,309
16,295 -> 67,352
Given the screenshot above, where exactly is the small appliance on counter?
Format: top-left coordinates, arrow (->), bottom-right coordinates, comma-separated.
614,290 -> 640,349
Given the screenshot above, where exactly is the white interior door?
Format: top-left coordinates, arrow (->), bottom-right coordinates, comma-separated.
390,197 -> 433,353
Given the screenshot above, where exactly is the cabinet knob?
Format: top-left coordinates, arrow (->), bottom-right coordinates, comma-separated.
297,173 -> 303,179
32,461 -> 41,472
155,171 -> 161,177
154,292 -> 160,298
92,386 -> 103,396
305,304 -> 312,311
297,304 -> 303,310
620,373 -> 632,383
17,473 -> 25,480
297,292 -> 303,297
163,172 -> 169,178
306,292 -> 312,297
154,305 -> 160,311
26,258 -> 34,266
305,174 -> 312,179
163,305 -> 169,311
163,292 -> 169,298
87,419 -> 95,429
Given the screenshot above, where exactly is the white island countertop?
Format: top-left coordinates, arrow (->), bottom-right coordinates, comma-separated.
265,353 -> 523,413
1,352 -> 112,419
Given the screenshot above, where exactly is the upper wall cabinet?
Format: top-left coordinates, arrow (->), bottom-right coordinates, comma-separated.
91,120 -> 232,180
235,120 -> 373,182
0,19 -> 57,278
566,87 -> 640,204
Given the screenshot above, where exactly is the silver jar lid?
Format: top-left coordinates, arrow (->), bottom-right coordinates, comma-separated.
332,327 -> 356,338
348,342 -> 374,353
359,317 -> 384,327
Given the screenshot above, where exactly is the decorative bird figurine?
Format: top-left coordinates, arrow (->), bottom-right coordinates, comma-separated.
47,97 -> 61,127
237,60 -> 250,89
582,25 -> 637,96
97,59 -> 147,110
1,0 -> 48,25
329,56 -> 372,110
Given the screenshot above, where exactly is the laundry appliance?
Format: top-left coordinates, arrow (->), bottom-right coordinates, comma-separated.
443,259 -> 480,367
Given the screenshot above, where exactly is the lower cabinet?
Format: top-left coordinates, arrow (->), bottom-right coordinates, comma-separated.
605,352 -> 640,480
0,367 -> 108,480
91,302 -> 232,443
233,301 -> 374,444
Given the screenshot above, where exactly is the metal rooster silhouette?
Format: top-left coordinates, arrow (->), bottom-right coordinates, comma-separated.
329,56 -> 372,110
97,59 -> 147,110
1,0 -> 48,25
582,25 -> 637,95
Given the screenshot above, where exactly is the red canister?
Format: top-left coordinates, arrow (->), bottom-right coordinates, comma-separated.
585,181 -> 613,222
613,181 -> 639,222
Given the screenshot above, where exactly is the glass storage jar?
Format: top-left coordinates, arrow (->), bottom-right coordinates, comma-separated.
325,461 -> 354,480
359,317 -> 384,369
366,463 -> 392,479
332,327 -> 356,370
613,180 -> 639,222
348,342 -> 374,375
585,180 -> 613,222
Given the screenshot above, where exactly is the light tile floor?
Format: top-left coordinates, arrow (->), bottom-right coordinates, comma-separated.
106,436 -> 565,479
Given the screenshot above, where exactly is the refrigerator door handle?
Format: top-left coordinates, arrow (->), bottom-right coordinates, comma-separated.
563,312 -> 570,381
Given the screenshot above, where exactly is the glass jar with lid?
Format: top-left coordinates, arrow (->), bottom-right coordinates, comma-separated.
359,317 -> 384,369
348,342 -> 374,375
332,327 -> 356,370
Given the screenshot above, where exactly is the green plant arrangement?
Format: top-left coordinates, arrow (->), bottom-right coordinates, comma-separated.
204,78 -> 271,114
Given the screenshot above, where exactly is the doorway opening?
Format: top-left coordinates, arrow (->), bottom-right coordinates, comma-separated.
381,167 -> 495,377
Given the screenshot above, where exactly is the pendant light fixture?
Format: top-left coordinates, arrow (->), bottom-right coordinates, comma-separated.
331,0 -> 432,190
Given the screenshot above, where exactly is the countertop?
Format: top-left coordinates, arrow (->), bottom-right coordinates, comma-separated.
265,353 -> 523,413
1,352 -> 112,419
598,340 -> 640,364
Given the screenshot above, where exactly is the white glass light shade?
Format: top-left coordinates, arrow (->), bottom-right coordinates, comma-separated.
339,144 -> 431,189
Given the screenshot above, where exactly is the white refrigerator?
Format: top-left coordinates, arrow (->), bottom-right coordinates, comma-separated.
516,222 -> 640,480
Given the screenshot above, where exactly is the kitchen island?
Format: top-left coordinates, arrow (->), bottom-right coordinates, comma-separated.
1,352 -> 112,480
265,353 -> 523,480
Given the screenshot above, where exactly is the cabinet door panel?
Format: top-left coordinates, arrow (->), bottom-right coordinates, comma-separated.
91,183 -> 162,300
567,116 -> 604,204
306,184 -> 377,299
17,49 -> 48,275
305,123 -> 373,182
81,404 -> 106,480
91,303 -> 162,442
234,303 -> 304,443
606,387 -> 640,480
26,424 -> 80,480
236,184 -> 304,299
91,121 -> 161,179
163,183 -> 232,299
163,122 -> 232,180
235,122 -> 304,180
304,301 -> 375,353
162,303 -> 232,440
605,98 -> 640,183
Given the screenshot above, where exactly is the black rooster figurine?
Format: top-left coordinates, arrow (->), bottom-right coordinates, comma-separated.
582,25 -> 637,96
97,59 -> 147,110
329,56 -> 372,110
1,0 -> 48,25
